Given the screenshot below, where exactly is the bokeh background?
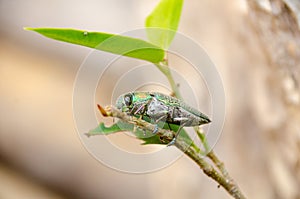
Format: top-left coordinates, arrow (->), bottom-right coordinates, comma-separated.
1,0 -> 299,198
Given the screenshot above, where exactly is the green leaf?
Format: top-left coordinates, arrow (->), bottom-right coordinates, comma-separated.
86,119 -> 193,146
86,122 -> 127,137
139,123 -> 194,146
25,27 -> 165,63
86,120 -> 165,145
145,0 -> 183,49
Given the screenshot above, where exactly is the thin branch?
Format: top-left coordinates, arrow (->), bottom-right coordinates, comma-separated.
207,151 -> 230,179
194,126 -> 244,198
195,128 -> 230,177
99,105 -> 174,143
154,61 -> 247,198
175,141 -> 246,199
155,62 -> 182,99
99,105 -> 247,199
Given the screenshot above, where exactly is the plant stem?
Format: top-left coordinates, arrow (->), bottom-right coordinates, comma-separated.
207,151 -> 230,179
101,106 -> 246,199
102,105 -> 174,142
175,140 -> 246,199
155,62 -> 182,99
195,127 -> 210,153
155,59 -> 247,199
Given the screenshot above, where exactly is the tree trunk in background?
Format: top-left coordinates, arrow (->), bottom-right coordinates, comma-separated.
247,0 -> 300,198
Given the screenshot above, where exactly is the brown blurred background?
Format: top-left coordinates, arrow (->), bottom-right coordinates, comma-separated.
0,0 -> 299,198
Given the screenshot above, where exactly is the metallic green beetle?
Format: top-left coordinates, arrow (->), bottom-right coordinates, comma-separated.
116,92 -> 211,145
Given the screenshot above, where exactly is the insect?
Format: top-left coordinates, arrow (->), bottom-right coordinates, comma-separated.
116,92 -> 211,145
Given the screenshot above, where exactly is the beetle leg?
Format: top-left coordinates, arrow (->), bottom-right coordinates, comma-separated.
151,114 -> 168,134
132,98 -> 153,117
129,103 -> 148,121
153,125 -> 159,134
167,121 -> 188,146
133,103 -> 146,115
154,114 -> 167,124
167,123 -> 172,131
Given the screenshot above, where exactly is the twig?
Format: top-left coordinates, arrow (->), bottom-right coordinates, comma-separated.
175,141 -> 246,199
99,105 -> 247,199
207,151 -> 229,179
195,128 -> 229,176
99,105 -> 174,143
154,61 -> 246,198
194,126 -> 245,198
155,62 -> 182,100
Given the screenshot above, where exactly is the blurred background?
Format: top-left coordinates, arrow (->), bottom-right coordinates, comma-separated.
0,0 -> 299,198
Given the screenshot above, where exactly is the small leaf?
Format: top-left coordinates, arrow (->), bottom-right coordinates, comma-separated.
86,120 -> 165,144
25,27 -> 165,63
145,0 -> 183,49
134,128 -> 165,145
141,136 -> 164,145
86,120 -> 193,146
86,122 -> 127,137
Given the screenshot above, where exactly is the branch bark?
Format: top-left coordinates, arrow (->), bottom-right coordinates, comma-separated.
99,105 -> 247,199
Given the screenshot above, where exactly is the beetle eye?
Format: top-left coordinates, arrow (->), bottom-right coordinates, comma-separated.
124,94 -> 132,107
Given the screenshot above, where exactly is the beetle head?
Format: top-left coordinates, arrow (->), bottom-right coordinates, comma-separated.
116,93 -> 133,113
